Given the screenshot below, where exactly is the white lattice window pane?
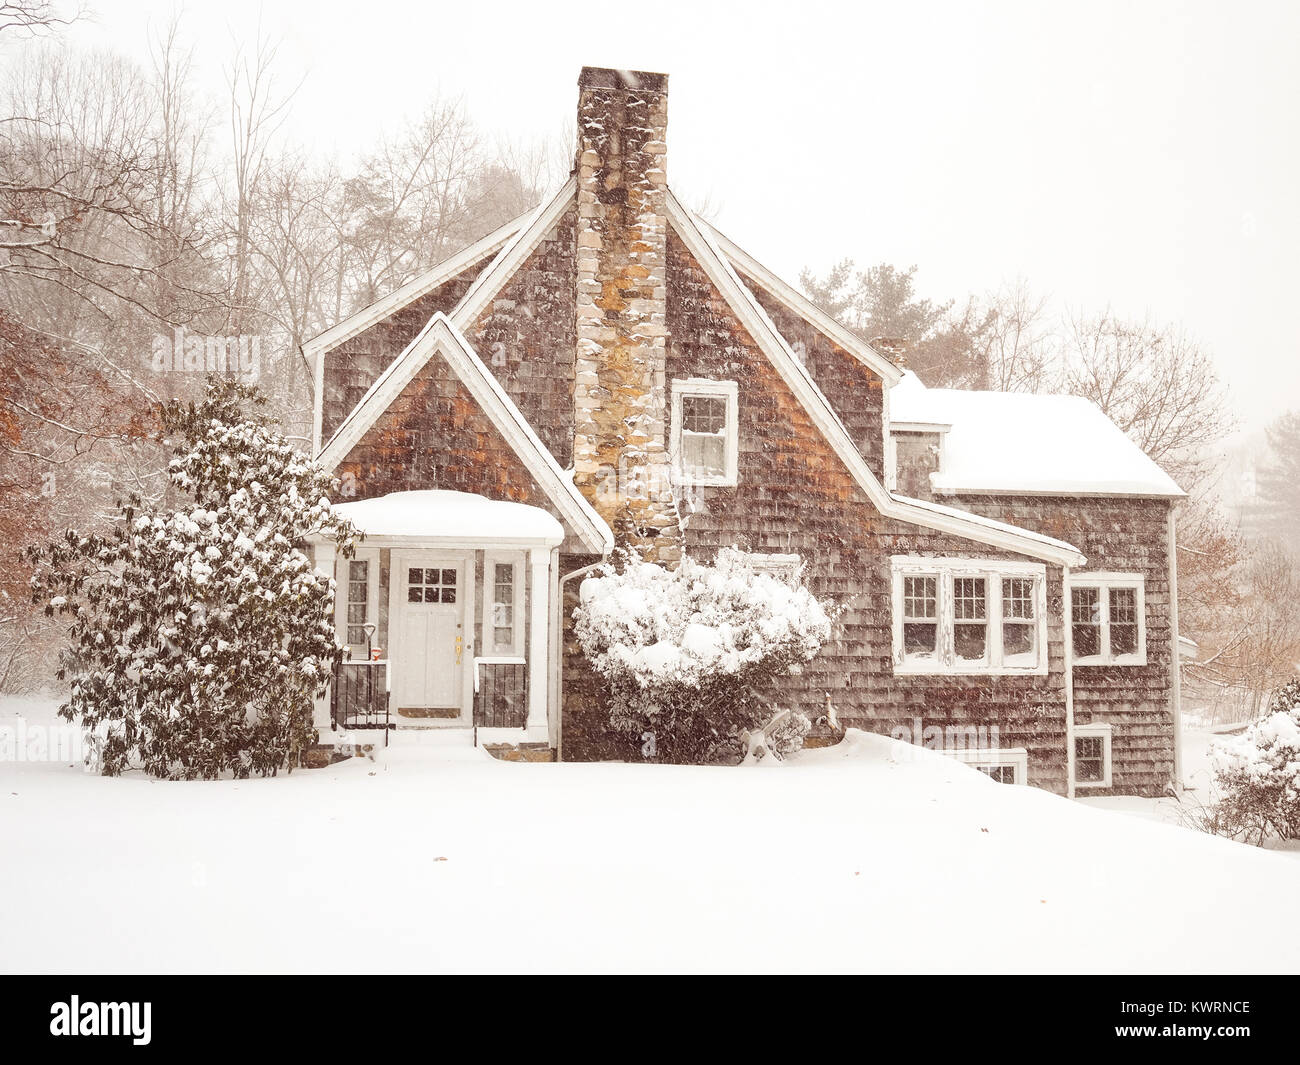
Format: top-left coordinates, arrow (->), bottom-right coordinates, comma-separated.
1109,587 -> 1138,655
1072,588 -> 1101,657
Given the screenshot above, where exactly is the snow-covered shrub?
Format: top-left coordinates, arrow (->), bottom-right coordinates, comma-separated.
573,548 -> 833,764
27,378 -> 357,779
1206,678 -> 1300,845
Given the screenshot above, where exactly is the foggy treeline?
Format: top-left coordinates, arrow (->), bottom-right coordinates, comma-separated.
0,5 -> 560,687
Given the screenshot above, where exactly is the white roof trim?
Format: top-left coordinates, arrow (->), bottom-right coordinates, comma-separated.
701,218 -> 904,387
892,421 -> 953,434
306,212 -> 528,454
317,312 -> 611,556
449,176 -> 577,326
665,191 -> 1084,568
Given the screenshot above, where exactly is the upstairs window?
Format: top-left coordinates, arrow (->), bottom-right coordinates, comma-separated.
891,558 -> 1048,675
1070,574 -> 1146,665
671,379 -> 738,487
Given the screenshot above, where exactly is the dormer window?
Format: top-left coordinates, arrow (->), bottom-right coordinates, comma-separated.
671,379 -> 738,487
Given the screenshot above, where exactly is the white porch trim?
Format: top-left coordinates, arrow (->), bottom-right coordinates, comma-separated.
526,547 -> 550,743
312,540 -> 337,735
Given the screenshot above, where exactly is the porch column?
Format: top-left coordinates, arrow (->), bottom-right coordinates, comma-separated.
526,546 -> 551,744
313,540 -> 337,735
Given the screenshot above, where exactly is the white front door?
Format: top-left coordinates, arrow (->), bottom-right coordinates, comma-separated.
392,553 -> 469,719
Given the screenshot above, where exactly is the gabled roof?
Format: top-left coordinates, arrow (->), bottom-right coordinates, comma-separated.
665,192 -> 1085,568
891,371 -> 1185,498
305,182 -> 579,455
317,311 -> 611,556
701,219 -> 904,387
314,177 -> 577,457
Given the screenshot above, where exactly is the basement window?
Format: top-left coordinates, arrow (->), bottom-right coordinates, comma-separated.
945,747 -> 1028,785
671,379 -> 738,487
891,557 -> 1048,675
1070,574 -> 1146,666
1073,723 -> 1113,788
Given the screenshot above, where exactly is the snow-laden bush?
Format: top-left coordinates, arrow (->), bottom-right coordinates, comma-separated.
573,548 -> 833,764
1206,678 -> 1300,845
27,378 -> 357,779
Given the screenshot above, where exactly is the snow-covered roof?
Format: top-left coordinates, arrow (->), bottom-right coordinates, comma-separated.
890,372 -> 1185,498
333,490 -> 565,545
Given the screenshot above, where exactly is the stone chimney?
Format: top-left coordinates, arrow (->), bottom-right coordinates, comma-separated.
572,66 -> 681,562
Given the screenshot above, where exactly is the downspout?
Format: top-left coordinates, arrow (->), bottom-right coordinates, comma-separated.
554,555 -> 610,763
1063,564 -> 1076,801
1168,505 -> 1183,790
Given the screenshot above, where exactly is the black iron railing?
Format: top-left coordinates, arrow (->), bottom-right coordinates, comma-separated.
473,659 -> 528,730
331,660 -> 391,741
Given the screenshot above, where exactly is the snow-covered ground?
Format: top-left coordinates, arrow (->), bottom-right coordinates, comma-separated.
2,694 -> 1298,974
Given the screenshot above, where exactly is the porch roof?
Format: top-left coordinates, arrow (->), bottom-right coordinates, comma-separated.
332,490 -> 565,546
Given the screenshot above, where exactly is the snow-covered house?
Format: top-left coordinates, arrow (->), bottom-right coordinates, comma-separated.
305,66 -> 1185,796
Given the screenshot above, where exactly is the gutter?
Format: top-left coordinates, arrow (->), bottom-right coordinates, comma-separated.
1063,564 -> 1077,800
553,554 -> 610,763
1168,505 -> 1183,790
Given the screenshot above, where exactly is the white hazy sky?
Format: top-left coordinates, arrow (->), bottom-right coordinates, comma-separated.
38,0 -> 1300,434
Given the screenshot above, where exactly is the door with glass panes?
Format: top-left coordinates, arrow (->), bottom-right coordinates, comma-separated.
392,553 -> 467,718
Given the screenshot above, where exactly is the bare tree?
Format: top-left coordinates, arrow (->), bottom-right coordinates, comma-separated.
1062,310 -> 1234,491
976,279 -> 1060,393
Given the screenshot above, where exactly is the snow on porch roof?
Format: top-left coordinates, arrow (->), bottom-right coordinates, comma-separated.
332,490 -> 566,546
890,372 -> 1185,498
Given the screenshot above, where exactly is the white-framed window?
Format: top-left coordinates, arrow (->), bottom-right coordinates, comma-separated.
946,747 -> 1028,785
1069,573 -> 1146,666
484,553 -> 523,656
342,548 -> 380,658
1073,723 -> 1113,788
890,557 -> 1049,675
670,378 -> 739,487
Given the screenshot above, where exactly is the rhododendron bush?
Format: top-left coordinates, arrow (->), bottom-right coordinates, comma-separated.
1207,678 -> 1300,844
574,548 -> 833,764
27,378 -> 356,779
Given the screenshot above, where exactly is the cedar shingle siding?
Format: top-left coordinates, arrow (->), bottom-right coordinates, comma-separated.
312,65 -> 1178,796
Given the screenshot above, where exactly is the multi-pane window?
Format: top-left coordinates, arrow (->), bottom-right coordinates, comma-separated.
1071,586 -> 1102,658
680,396 -> 728,479
1001,577 -> 1037,661
902,575 -> 938,658
946,747 -> 1028,784
893,559 -> 1047,674
1109,588 -> 1139,656
671,380 -> 738,486
492,563 -> 515,650
346,559 -> 370,647
1073,725 -> 1113,787
407,567 -> 457,604
977,764 -> 1017,784
1070,576 -> 1145,664
953,577 -> 987,662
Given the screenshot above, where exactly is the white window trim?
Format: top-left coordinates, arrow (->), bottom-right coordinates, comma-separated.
484,551 -> 524,657
890,556 -> 1049,676
670,378 -> 739,487
340,547 -> 381,658
749,552 -> 802,582
1069,572 -> 1147,666
945,746 -> 1028,785
1073,722 -> 1113,788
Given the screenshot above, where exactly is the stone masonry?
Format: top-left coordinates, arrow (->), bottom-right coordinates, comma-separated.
572,67 -> 681,563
